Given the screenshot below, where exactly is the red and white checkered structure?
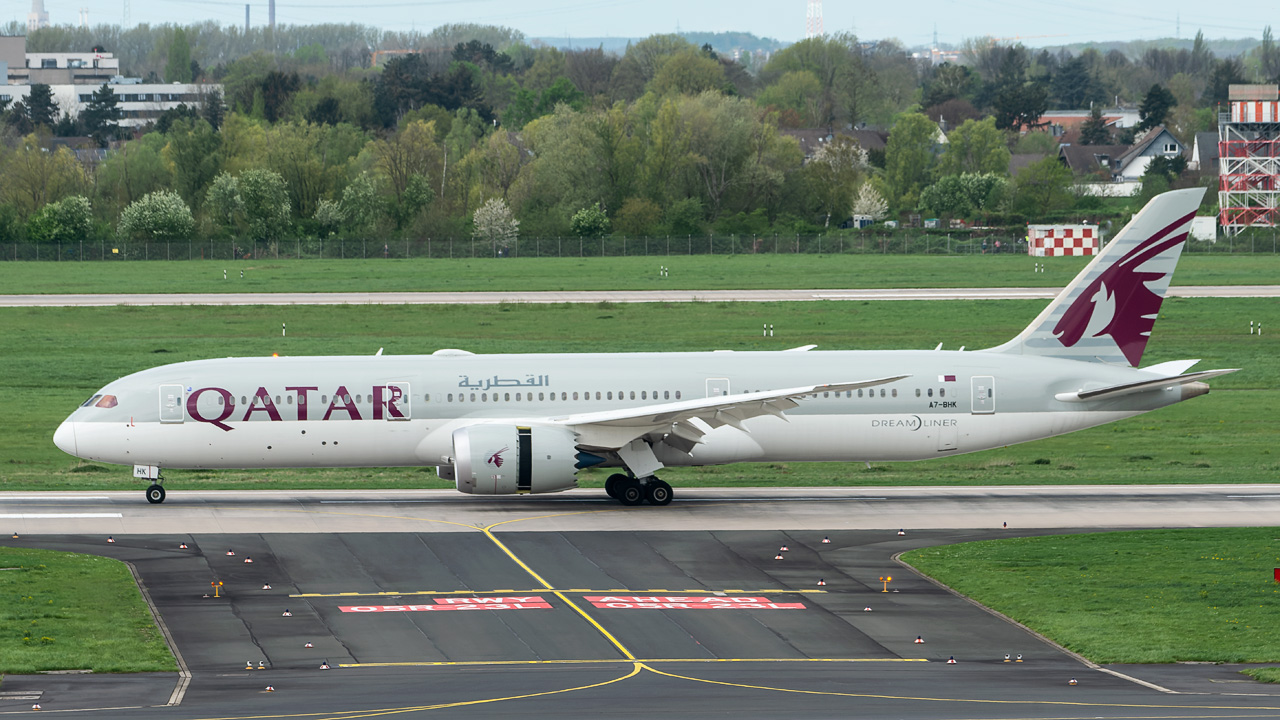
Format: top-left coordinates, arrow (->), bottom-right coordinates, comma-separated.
1026,225 -> 1099,257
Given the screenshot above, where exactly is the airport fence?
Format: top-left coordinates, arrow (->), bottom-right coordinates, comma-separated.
3,230 -> 1276,261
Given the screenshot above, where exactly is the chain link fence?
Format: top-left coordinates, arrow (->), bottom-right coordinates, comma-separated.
4,230 -> 1277,261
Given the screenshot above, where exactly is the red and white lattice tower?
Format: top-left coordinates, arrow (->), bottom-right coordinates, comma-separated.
806,0 -> 824,39
1218,84 -> 1280,236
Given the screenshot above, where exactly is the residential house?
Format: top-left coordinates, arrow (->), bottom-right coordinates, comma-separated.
1188,131 -> 1219,174
1058,125 -> 1186,181
781,128 -> 890,163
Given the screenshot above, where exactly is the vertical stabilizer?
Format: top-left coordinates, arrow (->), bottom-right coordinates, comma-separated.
984,188 -> 1205,366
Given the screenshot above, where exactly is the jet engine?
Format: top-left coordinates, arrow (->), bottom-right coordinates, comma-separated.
450,424 -> 604,495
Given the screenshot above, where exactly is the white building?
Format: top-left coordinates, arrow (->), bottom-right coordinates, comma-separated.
1,35 -> 218,128
0,81 -> 220,128
2,36 -> 120,85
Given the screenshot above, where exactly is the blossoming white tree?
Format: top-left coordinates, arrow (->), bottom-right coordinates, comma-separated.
851,182 -> 888,221
118,190 -> 195,240
473,197 -> 519,250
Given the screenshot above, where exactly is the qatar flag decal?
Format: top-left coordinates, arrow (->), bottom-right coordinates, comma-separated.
938,375 -> 956,382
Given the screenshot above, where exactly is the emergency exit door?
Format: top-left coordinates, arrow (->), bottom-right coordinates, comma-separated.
971,376 -> 995,414
159,384 -> 184,423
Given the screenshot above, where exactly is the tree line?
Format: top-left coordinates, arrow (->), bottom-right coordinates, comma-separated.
2,23 -> 1279,248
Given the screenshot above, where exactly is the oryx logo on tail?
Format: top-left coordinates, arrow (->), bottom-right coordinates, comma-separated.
1052,211 -> 1195,366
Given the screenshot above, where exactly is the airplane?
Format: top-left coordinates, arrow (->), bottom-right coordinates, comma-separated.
53,188 -> 1236,506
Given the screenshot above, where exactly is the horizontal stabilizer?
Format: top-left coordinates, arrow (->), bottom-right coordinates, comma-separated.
1054,369 -> 1238,403
1140,359 -> 1200,376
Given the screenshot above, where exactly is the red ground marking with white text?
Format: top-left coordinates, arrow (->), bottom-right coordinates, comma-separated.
340,597 -> 551,612
583,596 -> 806,610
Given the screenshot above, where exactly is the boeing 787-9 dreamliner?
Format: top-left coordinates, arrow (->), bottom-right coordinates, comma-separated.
53,188 -> 1236,505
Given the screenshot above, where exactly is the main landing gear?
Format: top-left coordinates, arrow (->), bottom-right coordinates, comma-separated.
604,473 -> 672,506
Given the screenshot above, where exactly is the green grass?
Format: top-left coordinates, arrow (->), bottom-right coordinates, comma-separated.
900,528 -> 1280,664
0,547 -> 177,673
0,254 -> 1276,294
0,296 -> 1274,491
1243,667 -> 1280,682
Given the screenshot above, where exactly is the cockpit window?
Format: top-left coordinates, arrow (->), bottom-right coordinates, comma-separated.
94,395 -> 118,409
81,394 -> 103,407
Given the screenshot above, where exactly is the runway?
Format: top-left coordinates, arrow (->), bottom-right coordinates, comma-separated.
1,284 -> 1277,306
3,486 -> 1280,719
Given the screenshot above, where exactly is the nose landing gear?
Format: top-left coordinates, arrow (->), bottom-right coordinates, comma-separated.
135,464 -> 166,504
146,484 -> 166,504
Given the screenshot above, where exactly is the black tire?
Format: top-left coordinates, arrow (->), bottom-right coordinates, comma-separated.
604,473 -> 628,500
618,479 -> 645,506
146,484 -> 166,504
645,479 -> 673,506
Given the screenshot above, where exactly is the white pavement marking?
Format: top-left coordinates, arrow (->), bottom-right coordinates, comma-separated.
0,513 -> 123,519
1,285 -> 1276,307
0,496 -> 110,500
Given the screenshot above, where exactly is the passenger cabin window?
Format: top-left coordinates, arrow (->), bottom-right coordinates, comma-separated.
675,391 -> 681,399
927,388 -> 933,397
939,388 -> 946,398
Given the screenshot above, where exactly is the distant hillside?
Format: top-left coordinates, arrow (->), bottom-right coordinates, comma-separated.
1044,36 -> 1261,58
533,31 -> 788,56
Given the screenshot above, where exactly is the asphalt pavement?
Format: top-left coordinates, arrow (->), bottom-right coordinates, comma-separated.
2,487 -> 1280,719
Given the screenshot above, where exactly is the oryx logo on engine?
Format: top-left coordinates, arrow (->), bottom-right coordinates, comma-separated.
486,446 -> 509,468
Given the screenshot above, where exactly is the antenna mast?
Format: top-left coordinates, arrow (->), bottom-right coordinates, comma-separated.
805,0 -> 824,39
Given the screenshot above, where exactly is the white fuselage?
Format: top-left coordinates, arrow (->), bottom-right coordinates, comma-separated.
55,349 -> 1189,473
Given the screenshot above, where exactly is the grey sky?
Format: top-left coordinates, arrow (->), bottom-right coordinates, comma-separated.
8,0 -> 1275,47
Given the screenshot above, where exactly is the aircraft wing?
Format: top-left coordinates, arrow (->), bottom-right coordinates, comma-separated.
1054,368 -> 1238,403
552,375 -> 909,451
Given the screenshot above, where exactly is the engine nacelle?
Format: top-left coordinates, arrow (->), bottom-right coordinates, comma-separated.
452,424 -> 598,495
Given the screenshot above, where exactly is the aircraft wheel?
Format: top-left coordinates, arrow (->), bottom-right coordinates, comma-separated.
618,479 -> 645,506
644,479 -> 672,506
146,484 -> 166,504
604,473 -> 628,500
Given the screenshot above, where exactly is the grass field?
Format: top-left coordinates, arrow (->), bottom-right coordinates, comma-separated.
900,528 -> 1280,664
0,546 -> 177,673
1244,668 -> 1280,682
0,296 -> 1274,491
0,254 -> 1277,295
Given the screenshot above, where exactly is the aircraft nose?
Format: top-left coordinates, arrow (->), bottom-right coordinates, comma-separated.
53,421 -> 78,457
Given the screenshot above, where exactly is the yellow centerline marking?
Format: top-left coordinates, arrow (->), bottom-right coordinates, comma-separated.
640,664 -> 1280,711
181,663 -> 643,720
340,657 -> 927,668
476,524 -> 637,661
